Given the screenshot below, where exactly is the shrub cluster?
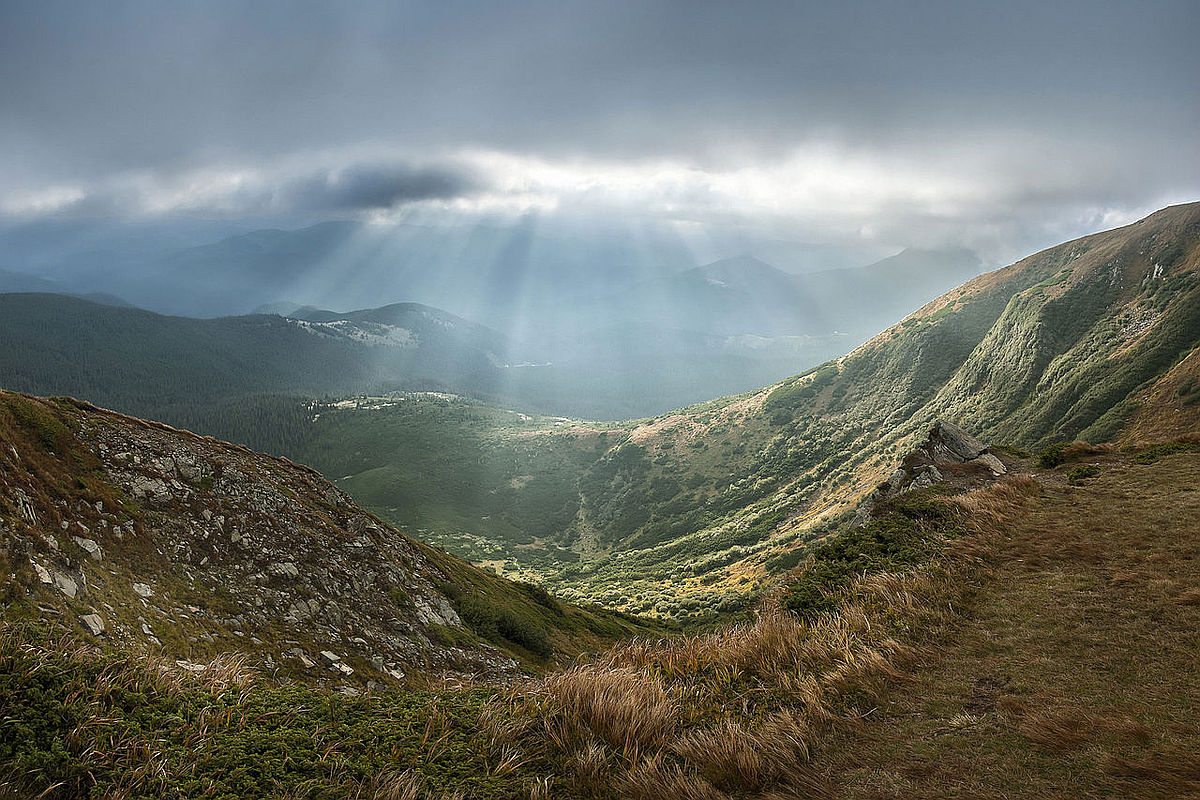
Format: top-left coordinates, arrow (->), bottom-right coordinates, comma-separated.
782,491 -> 963,618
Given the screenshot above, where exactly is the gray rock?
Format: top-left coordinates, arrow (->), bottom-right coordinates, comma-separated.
911,466 -> 943,489
268,562 -> 300,578
973,452 -> 1008,475
285,648 -> 317,669
132,582 -> 154,597
72,537 -> 103,561
129,475 -> 172,502
929,420 -> 988,462
54,572 -> 79,598
414,595 -> 461,627
318,650 -> 341,667
31,561 -> 53,585
13,488 -> 37,522
79,613 -> 105,636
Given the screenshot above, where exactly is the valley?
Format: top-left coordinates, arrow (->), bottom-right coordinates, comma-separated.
258,203 -> 1200,619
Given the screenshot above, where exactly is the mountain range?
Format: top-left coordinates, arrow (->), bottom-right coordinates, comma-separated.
256,202 -> 1200,616
0,230 -> 982,419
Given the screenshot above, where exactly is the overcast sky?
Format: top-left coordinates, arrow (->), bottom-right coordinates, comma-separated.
1,0 -> 1197,261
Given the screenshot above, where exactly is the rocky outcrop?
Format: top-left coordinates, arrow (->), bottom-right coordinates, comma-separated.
854,419 -> 1008,526
0,391 -> 519,686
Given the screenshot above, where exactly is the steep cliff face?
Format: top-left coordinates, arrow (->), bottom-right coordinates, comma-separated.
0,391 -> 539,687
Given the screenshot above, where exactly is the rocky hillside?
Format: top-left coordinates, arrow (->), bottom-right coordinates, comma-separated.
0,390 -> 654,690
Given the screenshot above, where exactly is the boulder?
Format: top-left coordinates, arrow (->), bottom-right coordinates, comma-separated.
54,572 -> 80,598
78,613 -> 105,636
928,420 -> 988,462
974,451 -> 1008,475
72,537 -> 103,561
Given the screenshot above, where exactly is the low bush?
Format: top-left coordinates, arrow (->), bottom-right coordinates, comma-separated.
0,624 -> 530,799
1066,464 -> 1101,483
782,490 -> 963,618
1135,438 -> 1200,464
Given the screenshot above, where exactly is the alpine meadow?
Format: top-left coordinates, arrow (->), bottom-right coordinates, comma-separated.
1,2 -> 1198,798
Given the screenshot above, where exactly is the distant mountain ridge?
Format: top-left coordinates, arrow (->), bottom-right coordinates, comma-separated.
0,213 -> 987,418
0,293 -> 509,435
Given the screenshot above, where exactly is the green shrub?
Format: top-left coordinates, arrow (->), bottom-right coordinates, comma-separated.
1038,442 -> 1071,468
495,612 -> 553,658
1135,440 -> 1200,464
1066,464 -> 1101,483
782,491 -> 962,619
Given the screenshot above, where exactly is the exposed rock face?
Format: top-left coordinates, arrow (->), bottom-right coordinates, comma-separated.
927,420 -> 989,463
0,392 -> 518,685
854,419 -> 1009,526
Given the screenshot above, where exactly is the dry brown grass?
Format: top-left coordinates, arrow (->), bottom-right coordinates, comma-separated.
475,477 -> 1052,798
823,450 -> 1200,798
360,770 -> 469,800
538,666 -> 677,758
1018,708 -> 1151,754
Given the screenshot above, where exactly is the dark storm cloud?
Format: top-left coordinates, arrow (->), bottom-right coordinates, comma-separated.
284,164 -> 483,213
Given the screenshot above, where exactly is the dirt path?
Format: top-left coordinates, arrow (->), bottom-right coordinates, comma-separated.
823,452 -> 1200,798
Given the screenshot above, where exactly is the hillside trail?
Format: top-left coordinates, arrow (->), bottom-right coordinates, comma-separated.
821,451 -> 1200,799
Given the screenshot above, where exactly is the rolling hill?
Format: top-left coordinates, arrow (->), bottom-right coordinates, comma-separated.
0,389 -> 656,682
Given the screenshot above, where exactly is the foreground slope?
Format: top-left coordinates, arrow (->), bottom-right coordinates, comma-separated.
822,445 -> 1200,798
8,432 -> 1196,798
0,390 -> 655,685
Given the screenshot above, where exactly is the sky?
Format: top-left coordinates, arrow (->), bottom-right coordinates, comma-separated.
1,0 -> 1198,263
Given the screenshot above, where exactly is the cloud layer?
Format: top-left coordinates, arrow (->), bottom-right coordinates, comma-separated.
1,0 -> 1197,260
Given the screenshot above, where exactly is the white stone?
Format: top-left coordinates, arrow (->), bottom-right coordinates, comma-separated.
54,572 -> 79,598
79,613 -> 105,636
72,537 -> 103,561
31,561 -> 53,585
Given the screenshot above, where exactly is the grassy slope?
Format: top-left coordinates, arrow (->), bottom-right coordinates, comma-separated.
822,448 -> 1200,798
